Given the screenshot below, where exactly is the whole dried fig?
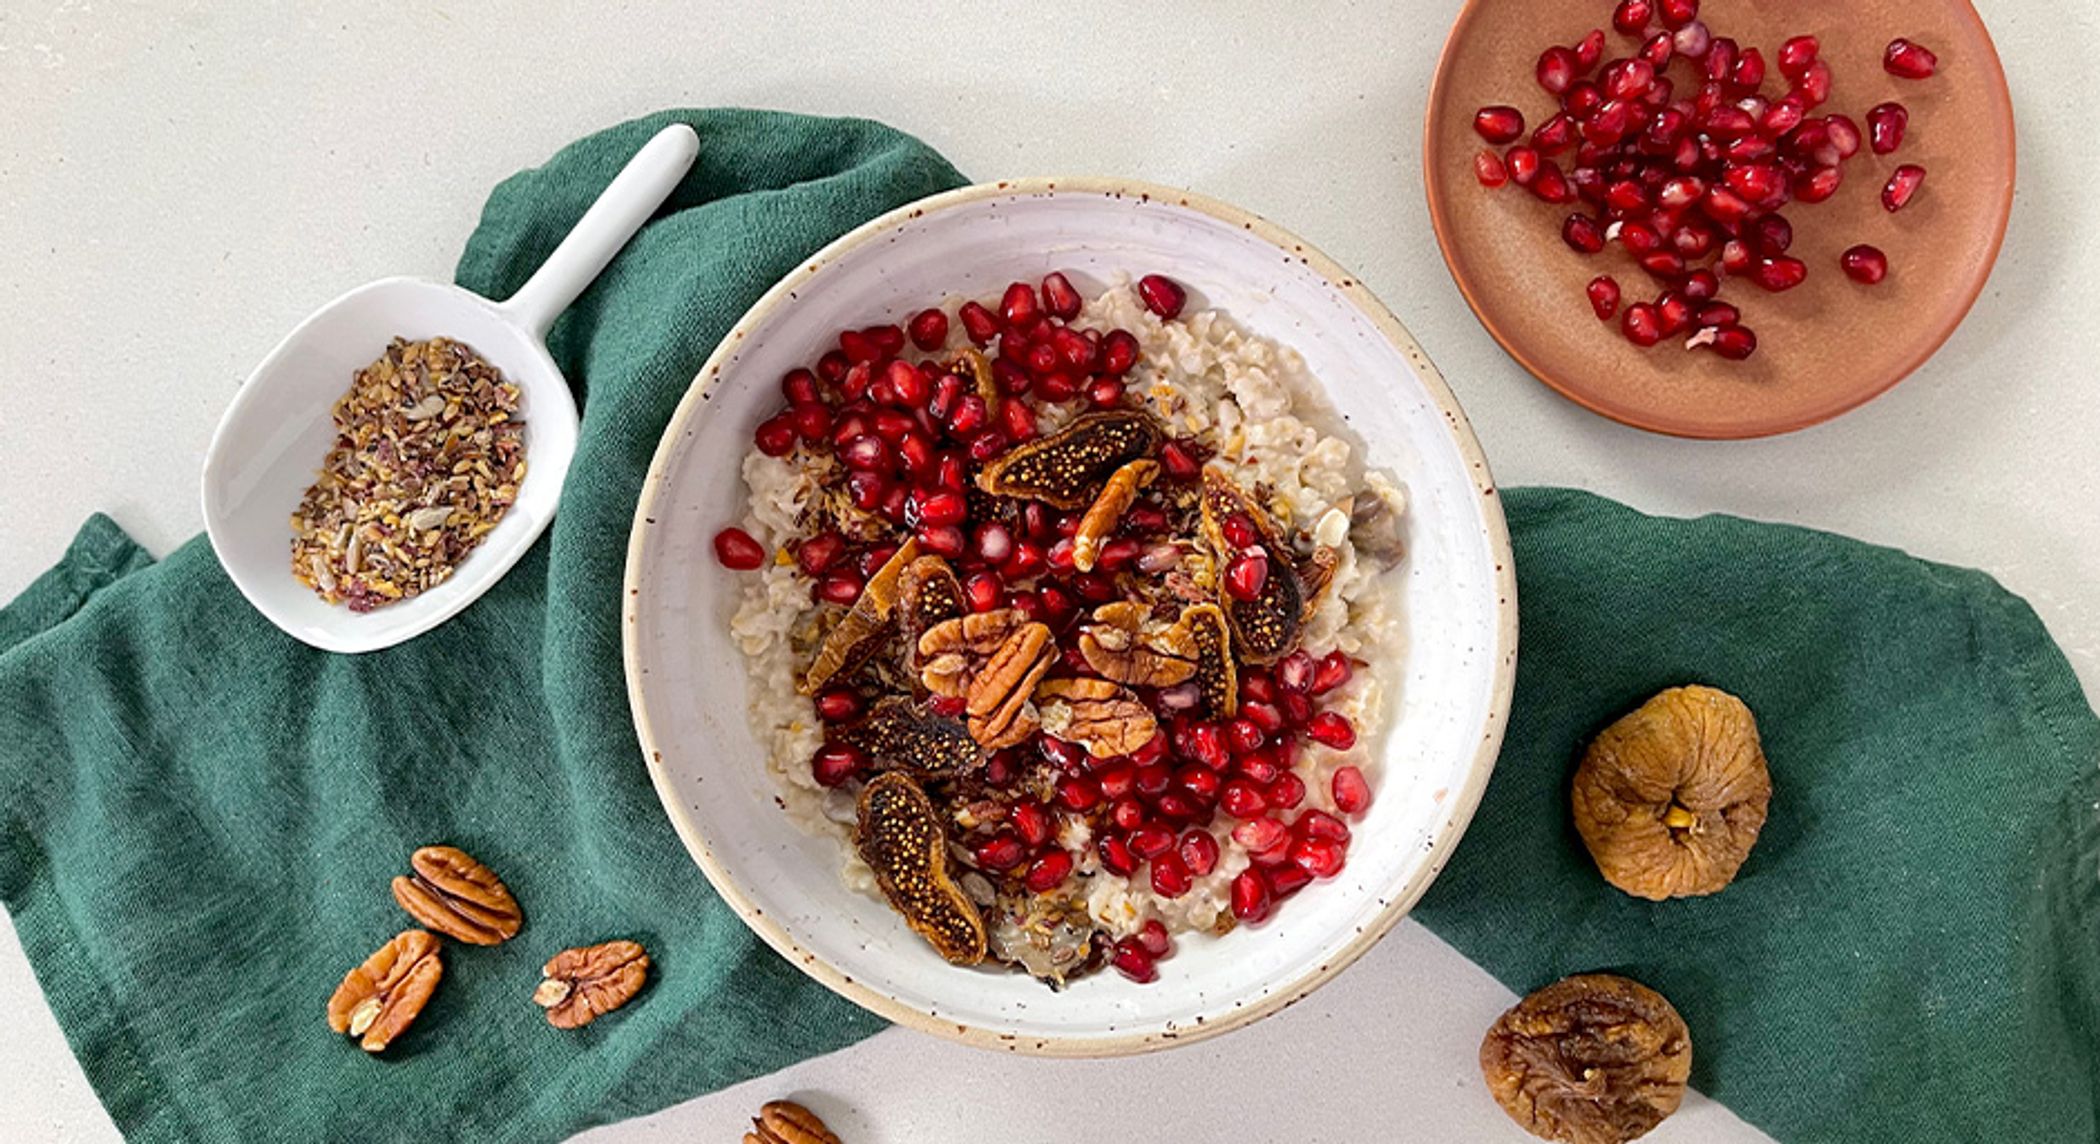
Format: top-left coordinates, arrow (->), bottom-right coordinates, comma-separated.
1480,973 -> 1691,1144
856,772 -> 986,965
1573,685 -> 1772,900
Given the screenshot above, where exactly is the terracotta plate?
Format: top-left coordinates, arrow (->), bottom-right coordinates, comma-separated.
1424,0 -> 2015,438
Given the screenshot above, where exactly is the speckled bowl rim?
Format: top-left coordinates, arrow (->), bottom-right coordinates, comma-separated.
1422,0 -> 2018,440
623,176 -> 1520,1056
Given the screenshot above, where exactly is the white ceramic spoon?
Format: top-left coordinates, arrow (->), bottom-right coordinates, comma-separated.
202,123 -> 699,653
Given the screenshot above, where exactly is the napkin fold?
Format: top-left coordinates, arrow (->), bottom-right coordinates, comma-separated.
1,110 -> 2093,1144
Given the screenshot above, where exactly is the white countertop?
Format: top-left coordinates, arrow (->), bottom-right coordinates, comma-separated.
1,2 -> 2089,1140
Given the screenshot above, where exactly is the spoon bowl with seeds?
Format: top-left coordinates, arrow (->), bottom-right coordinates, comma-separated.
201,123 -> 699,653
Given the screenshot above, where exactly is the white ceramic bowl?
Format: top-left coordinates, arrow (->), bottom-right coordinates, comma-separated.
624,179 -> 1517,1054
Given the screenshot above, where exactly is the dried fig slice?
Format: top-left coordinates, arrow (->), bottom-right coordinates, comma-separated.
1034,677 -> 1158,758
1199,466 -> 1310,664
326,929 -> 443,1053
1480,973 -> 1692,1144
1181,602 -> 1238,718
1072,459 -> 1159,572
1572,685 -> 1772,901
799,539 -> 919,694
898,555 -> 965,651
837,696 -> 984,778
975,410 -> 1163,509
951,347 -> 999,404
1077,601 -> 1197,687
856,772 -> 987,965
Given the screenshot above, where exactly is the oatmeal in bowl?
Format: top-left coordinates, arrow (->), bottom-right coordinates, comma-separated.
718,275 -> 1409,985
626,180 -> 1514,1052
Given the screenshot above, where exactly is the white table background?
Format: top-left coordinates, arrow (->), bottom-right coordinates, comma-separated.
2,1 -> 2089,1140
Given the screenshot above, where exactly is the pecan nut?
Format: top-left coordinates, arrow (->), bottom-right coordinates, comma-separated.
391,845 -> 523,945
745,1100 -> 844,1144
916,608 -> 1031,698
857,772 -> 987,965
1072,459 -> 1159,572
800,540 -> 920,694
964,622 -> 1055,749
1034,677 -> 1159,758
975,409 -> 1163,508
534,939 -> 650,1029
1077,601 -> 1198,687
326,929 -> 442,1053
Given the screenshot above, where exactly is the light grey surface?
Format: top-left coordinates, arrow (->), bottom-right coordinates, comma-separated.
0,0 -> 2087,1140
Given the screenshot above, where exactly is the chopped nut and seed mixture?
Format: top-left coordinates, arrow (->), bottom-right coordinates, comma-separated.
291,336 -> 526,611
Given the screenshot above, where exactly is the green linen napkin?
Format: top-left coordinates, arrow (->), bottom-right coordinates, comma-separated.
2,110 -> 2095,1143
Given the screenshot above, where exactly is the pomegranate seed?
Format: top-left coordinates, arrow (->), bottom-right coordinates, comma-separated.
904,308 -> 948,353
1749,213 -> 1793,256
1242,700 -> 1284,735
1137,274 -> 1187,319
1235,749 -> 1282,786
1232,817 -> 1288,852
1611,0 -> 1651,35
1474,105 -> 1526,144
1656,292 -> 1691,336
1749,256 -> 1808,292
956,301 -> 999,346
712,527 -> 765,570
1777,35 -> 1818,79
1604,179 -> 1649,212
914,489 -> 967,529
1673,224 -> 1716,259
1704,37 -> 1737,81
1129,825 -> 1175,861
975,832 -> 1027,872
1730,47 -> 1766,91
1110,942 -> 1157,983
1179,831 -> 1220,877
1681,269 -> 1719,302
1176,763 -> 1222,801
1133,918 -> 1171,958
1622,302 -> 1663,347
1098,835 -> 1137,877
1505,145 -> 1541,186
1841,244 -> 1889,285
1537,46 -> 1579,95
959,571 -> 1001,613
1021,849 -> 1074,894
1311,651 -> 1353,695
1086,377 -> 1126,408
810,742 -> 864,788
1154,791 -> 1199,823
1795,60 -> 1833,107
837,327 -> 879,364
816,574 -> 864,606
1331,766 -> 1371,815
1587,275 -> 1622,320
1037,271 -> 1082,321
1221,779 -> 1269,820
1572,28 -> 1607,71
1581,99 -> 1636,145
1223,550 -> 1269,602
1658,0 -> 1697,28
1010,801 -> 1051,847
1701,185 -> 1753,223
997,282 -> 1038,329
1106,796 -> 1144,833
1291,836 -> 1347,879
1656,175 -> 1704,209
1135,759 -> 1175,796
1604,59 -> 1655,102
1056,776 -> 1102,811
1640,32 -> 1674,69
1533,113 -> 1578,154
1222,716 -> 1264,754
1306,711 -> 1356,750
1565,80 -> 1605,119
1761,96 -> 1806,138
794,532 -> 844,577
814,687 -> 863,723
815,351 -> 849,385
1276,650 -> 1315,693
1619,221 -> 1662,254
1883,164 -> 1926,212
754,414 -> 796,457
1723,164 -> 1783,203
780,368 -> 822,406
1711,324 -> 1758,360
1884,37 -> 1937,80
1695,301 -> 1740,327
1150,851 -> 1192,898
1794,166 -> 1842,203
1266,772 -> 1307,811
1231,870 -> 1272,922
929,695 -> 967,719
1868,102 -> 1908,154
789,403 -> 831,442
1532,162 -> 1575,204
1267,863 -> 1314,898
1638,249 -> 1686,279
1098,329 -> 1142,376
1673,19 -> 1711,58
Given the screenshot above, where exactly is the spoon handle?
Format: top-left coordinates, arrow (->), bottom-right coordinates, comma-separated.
500,123 -> 700,339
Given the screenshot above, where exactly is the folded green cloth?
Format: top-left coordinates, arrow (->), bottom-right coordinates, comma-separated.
2,110 -> 2094,1144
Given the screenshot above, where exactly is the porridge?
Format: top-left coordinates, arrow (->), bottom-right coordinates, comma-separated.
712,273 -> 1407,984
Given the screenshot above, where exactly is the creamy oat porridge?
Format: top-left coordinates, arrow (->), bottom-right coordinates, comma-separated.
710,272 -> 1406,985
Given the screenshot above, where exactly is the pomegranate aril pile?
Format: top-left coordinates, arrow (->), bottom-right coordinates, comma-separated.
1473,4 -> 1941,361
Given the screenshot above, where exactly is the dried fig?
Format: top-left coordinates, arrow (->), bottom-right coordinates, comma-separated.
1181,602 -> 1238,718
897,555 -> 965,654
856,772 -> 987,965
1480,974 -> 1691,1144
1199,465 -> 1311,663
836,696 -> 984,779
800,540 -> 919,694
975,410 -> 1162,508
1573,685 -> 1772,901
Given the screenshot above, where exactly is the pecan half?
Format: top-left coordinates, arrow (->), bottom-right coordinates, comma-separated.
745,1100 -> 844,1144
391,845 -> 523,945
1182,602 -> 1239,718
1072,459 -> 1159,572
836,696 -> 984,778
1200,465 -> 1311,664
1077,601 -> 1197,687
1035,678 -> 1158,758
326,929 -> 442,1053
800,540 -> 919,695
916,610 -> 1057,748
975,410 -> 1163,508
857,772 -> 986,965
534,939 -> 650,1029
917,608 -> 1031,698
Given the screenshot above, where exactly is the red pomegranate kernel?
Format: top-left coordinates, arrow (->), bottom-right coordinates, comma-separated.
814,687 -> 863,723
1730,46 -> 1766,91
815,350 -> 850,385
1129,825 -> 1175,861
713,527 -> 766,570
1504,145 -> 1541,187
957,301 -> 1000,346
1137,274 -> 1187,320
1098,834 -> 1137,877
1023,850 -> 1074,893
1639,32 -> 1674,69
975,832 -> 1027,872
1310,651 -> 1353,695
1868,102 -> 1908,154
1657,0 -> 1697,29
1883,37 -> 1938,80
794,532 -> 844,577
816,574 -> 864,606
1584,275 -> 1622,321
1179,830 -> 1221,877
1749,256 -> 1808,293
1221,779 -> 1269,820
1040,272 -> 1083,321
1710,325 -> 1758,360
1306,711 -> 1357,750
1533,113 -> 1578,154
1474,105 -> 1527,144
1135,918 -> 1172,958
1267,862 -> 1314,898
1056,775 -> 1102,811
780,368 -> 822,406
1621,302 -> 1663,347
1794,166 -> 1843,204
1695,301 -> 1741,328
1223,550 -> 1270,602
1841,244 -> 1889,284
1562,212 -> 1606,256
999,282 -> 1038,329
905,308 -> 949,352
1010,801 -> 1051,847
810,743 -> 864,788
1331,766 -> 1371,815
754,414 -> 797,457
1110,941 -> 1157,983
1611,0 -> 1652,35
1150,851 -> 1193,898
1230,870 -> 1272,923
1777,35 -> 1818,79
1099,328 -> 1142,376
1291,836 -> 1347,879
1232,817 -> 1289,852
1749,213 -> 1793,256
1537,46 -> 1579,95
1883,164 -> 1926,212
1673,19 -> 1711,58
1656,292 -> 1692,337
1266,772 -> 1307,811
